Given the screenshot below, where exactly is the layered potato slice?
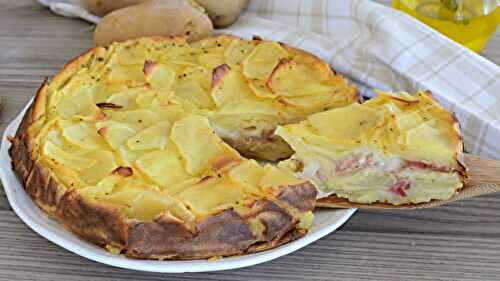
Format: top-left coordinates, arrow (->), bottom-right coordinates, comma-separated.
9,36 -> 321,260
277,91 -> 465,205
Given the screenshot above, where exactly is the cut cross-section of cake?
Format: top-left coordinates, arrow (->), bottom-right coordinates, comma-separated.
200,36 -> 359,161
276,91 -> 466,205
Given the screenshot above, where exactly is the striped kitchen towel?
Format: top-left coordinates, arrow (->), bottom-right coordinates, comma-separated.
38,0 -> 500,159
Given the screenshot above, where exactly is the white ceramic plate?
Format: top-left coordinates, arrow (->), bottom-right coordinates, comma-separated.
0,101 -> 356,273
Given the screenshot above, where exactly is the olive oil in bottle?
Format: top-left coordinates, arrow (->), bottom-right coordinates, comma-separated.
393,0 -> 499,52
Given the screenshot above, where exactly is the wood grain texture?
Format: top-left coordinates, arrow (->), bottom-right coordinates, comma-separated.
0,1 -> 499,280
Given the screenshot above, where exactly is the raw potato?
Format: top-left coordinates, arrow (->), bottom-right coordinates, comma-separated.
94,0 -> 213,46
81,0 -> 148,16
194,0 -> 248,28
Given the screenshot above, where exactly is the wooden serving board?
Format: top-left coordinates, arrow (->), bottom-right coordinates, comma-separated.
316,153 -> 500,209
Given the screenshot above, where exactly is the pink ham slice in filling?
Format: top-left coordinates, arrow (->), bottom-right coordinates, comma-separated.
389,180 -> 411,197
310,151 -> 454,198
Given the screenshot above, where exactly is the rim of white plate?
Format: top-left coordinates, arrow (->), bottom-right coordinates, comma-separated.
0,100 -> 356,273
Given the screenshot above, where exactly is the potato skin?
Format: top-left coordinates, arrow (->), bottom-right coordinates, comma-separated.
94,0 -> 213,46
81,0 -> 148,16
194,0 -> 248,28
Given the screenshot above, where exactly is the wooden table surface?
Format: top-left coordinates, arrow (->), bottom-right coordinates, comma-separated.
1,1 -> 499,280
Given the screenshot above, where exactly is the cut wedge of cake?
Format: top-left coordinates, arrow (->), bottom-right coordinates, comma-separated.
276,91 -> 466,205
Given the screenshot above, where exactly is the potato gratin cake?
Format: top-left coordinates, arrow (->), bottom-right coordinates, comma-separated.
9,35 -> 465,259
277,91 -> 466,205
9,36 -> 358,259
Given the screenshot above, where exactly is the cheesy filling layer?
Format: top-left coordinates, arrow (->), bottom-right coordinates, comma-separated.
280,148 -> 462,204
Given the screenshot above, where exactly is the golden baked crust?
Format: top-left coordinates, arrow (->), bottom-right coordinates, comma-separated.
9,35 -> 332,260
